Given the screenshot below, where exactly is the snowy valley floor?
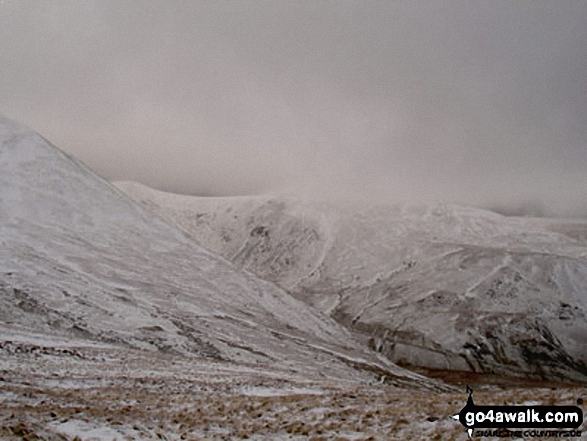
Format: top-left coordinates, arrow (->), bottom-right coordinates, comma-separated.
1,329 -> 585,441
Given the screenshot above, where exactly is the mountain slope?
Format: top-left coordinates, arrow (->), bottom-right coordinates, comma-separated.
116,181 -> 587,382
0,116 -> 430,386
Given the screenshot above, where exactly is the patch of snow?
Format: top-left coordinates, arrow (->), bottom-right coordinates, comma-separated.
240,386 -> 326,397
47,419 -> 141,441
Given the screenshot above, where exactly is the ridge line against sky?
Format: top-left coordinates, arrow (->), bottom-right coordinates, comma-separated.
1,0 -> 586,217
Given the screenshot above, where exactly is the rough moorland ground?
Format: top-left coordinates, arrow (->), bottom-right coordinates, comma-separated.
1,338 -> 585,440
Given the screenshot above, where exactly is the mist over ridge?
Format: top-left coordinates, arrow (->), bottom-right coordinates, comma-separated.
1,1 -> 586,218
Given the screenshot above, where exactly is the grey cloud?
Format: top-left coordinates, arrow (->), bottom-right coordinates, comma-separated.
1,0 -> 586,216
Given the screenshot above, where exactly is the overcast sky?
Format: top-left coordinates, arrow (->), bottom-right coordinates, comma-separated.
1,1 -> 586,216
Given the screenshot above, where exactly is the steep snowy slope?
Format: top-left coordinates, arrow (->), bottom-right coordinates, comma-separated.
0,116 -> 431,386
116,181 -> 587,382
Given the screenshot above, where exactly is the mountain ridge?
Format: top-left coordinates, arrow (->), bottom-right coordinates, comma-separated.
0,116 -> 432,387
115,180 -> 587,383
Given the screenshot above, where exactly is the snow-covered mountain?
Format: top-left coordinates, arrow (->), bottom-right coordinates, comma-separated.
0,116 -> 433,387
116,181 -> 587,382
